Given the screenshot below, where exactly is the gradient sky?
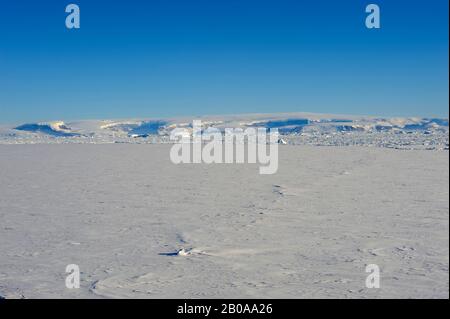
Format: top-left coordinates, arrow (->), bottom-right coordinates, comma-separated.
0,0 -> 448,123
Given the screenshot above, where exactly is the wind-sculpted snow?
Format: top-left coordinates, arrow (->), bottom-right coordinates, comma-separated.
14,122 -> 80,137
1,113 -> 448,150
99,120 -> 167,136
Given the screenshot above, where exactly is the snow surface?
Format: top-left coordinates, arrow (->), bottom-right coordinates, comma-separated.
0,144 -> 448,298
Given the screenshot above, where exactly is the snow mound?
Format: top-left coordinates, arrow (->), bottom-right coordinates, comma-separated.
14,121 -> 79,137
100,120 -> 167,136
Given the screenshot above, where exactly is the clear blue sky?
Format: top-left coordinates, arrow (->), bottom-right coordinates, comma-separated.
0,0 -> 448,123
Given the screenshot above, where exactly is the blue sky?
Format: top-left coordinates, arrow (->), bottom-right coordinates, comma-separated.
0,0 -> 448,123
